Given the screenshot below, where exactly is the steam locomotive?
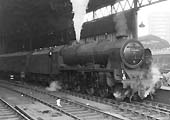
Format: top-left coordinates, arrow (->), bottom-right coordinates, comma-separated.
0,36 -> 154,101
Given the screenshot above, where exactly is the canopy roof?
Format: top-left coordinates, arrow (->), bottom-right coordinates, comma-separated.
87,0 -> 117,12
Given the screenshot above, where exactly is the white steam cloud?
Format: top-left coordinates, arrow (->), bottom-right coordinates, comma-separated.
113,12 -> 128,37
140,65 -> 162,98
70,0 -> 89,42
162,72 -> 170,86
46,81 -> 62,91
122,64 -> 162,100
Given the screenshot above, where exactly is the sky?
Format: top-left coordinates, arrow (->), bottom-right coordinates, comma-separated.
138,0 -> 170,37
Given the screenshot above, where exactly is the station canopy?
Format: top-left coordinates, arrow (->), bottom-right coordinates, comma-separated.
87,0 -> 117,12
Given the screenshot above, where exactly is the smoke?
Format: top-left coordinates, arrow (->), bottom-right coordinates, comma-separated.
162,72 -> 170,86
46,81 -> 62,91
70,0 -> 89,42
140,65 -> 162,98
113,12 -> 128,37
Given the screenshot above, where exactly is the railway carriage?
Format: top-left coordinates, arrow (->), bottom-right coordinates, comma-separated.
0,52 -> 29,79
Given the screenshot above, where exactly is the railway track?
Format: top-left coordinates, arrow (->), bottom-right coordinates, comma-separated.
61,90 -> 170,120
0,80 -> 123,120
1,80 -> 170,120
0,98 -> 30,120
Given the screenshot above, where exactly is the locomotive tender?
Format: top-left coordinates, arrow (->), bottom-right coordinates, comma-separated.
0,37 -> 153,100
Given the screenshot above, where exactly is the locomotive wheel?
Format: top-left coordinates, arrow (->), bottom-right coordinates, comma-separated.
86,88 -> 94,95
98,88 -> 109,97
74,85 -> 81,92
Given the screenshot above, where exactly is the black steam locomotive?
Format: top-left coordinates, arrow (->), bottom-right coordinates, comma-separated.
0,37 -> 153,100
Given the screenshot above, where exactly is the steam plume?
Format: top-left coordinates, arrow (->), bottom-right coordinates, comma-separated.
46,81 -> 61,91
113,12 -> 128,37
162,72 -> 170,86
70,0 -> 89,42
141,65 -> 162,98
